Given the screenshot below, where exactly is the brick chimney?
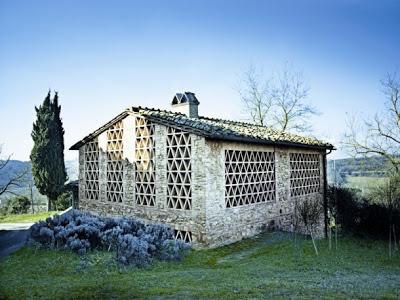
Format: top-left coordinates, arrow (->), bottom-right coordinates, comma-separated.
171,92 -> 199,118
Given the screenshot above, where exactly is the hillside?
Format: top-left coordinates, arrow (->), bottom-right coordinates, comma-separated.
328,156 -> 388,176
0,159 -> 78,200
327,156 -> 388,185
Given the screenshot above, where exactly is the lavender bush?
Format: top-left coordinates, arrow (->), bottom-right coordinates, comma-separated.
29,209 -> 190,267
116,234 -> 151,266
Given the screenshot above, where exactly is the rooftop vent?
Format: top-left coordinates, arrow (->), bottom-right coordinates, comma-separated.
171,92 -> 199,118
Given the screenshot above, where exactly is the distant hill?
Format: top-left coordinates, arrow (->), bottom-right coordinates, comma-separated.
0,160 -> 32,187
327,156 -> 389,185
0,159 -> 78,200
65,159 -> 79,182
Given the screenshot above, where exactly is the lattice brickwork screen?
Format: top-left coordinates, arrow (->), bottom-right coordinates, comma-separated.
290,153 -> 321,197
166,127 -> 192,210
225,150 -> 275,208
135,117 -> 156,206
107,120 -> 124,203
174,230 -> 192,243
84,139 -> 99,200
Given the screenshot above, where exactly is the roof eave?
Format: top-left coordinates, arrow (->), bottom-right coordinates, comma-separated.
69,106 -> 335,152
69,110 -> 131,150
204,135 -> 335,151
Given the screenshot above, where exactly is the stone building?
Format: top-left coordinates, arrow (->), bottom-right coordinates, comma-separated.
70,92 -> 334,248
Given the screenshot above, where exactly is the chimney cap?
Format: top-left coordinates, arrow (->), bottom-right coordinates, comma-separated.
172,92 -> 200,105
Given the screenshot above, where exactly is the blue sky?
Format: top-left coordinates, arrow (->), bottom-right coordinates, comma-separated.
0,0 -> 399,160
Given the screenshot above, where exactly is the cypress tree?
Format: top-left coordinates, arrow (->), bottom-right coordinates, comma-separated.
31,91 -> 67,211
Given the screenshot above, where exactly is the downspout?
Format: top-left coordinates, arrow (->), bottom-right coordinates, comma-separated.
323,148 -> 333,238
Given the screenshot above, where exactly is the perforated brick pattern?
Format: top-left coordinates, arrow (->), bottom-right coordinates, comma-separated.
135,117 -> 156,206
290,153 -> 321,197
174,229 -> 192,243
166,127 -> 192,210
225,150 -> 275,208
107,121 -> 124,202
84,139 -> 99,200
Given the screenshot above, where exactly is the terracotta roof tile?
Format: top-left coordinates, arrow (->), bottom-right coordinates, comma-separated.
70,106 -> 334,150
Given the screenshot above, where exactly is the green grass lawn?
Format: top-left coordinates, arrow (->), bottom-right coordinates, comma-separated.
0,211 -> 58,223
345,176 -> 388,197
0,232 -> 399,299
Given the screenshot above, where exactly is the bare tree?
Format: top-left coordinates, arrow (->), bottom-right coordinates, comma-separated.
343,72 -> 400,172
344,72 -> 400,258
297,199 -> 323,255
239,64 -> 318,133
238,66 -> 274,126
0,145 -> 28,197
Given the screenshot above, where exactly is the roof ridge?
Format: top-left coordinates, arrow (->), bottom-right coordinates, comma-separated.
131,106 -> 319,140
131,106 -> 272,130
130,106 -> 186,116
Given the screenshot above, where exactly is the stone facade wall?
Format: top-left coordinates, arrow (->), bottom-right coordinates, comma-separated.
78,114 -> 326,249
78,114 -> 207,248
202,140 -> 325,248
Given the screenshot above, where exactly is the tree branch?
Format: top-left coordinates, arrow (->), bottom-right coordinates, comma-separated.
0,166 -> 28,196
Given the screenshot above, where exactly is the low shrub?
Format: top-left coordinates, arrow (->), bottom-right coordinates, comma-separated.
116,234 -> 151,266
2,196 -> 31,214
159,239 -> 189,261
54,192 -> 72,211
31,224 -> 54,247
327,185 -> 400,240
29,210 -> 190,266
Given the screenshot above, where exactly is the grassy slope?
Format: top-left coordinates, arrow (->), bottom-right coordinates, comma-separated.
0,211 -> 58,223
0,232 -> 399,299
345,176 -> 387,195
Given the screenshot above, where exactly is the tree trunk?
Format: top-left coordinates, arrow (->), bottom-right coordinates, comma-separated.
335,225 -> 338,251
309,227 -> 318,256
48,197 -> 54,211
30,183 -> 35,214
389,224 -> 392,259
328,226 -> 332,251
